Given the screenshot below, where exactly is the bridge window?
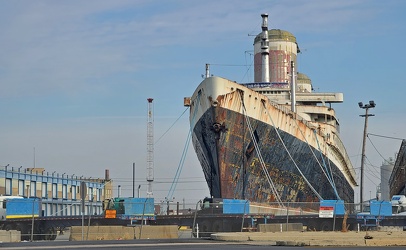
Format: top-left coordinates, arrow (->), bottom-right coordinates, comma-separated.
42,182 -> 47,198
30,181 -> 36,197
89,187 -> 93,201
18,180 -> 24,196
62,184 -> 67,200
5,178 -> 11,195
52,183 -> 57,199
71,185 -> 77,200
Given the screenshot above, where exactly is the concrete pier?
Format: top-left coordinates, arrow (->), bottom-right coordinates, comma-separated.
211,231 -> 406,246
69,225 -> 179,241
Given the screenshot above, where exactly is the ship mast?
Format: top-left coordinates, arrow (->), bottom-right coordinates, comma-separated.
290,61 -> 296,112
205,63 -> 210,78
261,13 -> 270,83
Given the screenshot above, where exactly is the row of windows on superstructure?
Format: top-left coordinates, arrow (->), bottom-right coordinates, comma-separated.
258,90 -> 283,95
3,178 -> 102,201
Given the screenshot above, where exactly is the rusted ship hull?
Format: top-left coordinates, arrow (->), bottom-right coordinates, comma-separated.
189,77 -> 355,203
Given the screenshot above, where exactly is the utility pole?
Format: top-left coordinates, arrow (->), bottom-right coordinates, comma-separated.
358,100 -> 376,210
133,162 -> 135,198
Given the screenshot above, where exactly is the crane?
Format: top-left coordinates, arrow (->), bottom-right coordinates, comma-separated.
146,98 -> 154,198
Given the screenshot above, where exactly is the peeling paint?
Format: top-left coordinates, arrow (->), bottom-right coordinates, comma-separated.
192,105 -> 354,204
190,77 -> 355,205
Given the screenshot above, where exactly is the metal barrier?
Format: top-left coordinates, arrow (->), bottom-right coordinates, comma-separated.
3,199 -> 405,241
164,200 -> 403,238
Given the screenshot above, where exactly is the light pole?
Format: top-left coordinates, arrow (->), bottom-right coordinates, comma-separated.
358,100 -> 376,210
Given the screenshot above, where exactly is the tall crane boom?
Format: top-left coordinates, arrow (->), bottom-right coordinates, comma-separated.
146,98 -> 154,198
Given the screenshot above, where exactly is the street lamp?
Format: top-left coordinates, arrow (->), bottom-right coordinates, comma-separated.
359,100 -> 376,210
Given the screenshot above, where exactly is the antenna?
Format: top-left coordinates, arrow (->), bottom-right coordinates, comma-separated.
146,98 -> 154,198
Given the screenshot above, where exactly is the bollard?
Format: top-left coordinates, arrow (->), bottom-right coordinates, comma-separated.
196,223 -> 199,238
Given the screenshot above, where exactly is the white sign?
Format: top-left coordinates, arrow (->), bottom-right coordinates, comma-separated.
319,206 -> 334,218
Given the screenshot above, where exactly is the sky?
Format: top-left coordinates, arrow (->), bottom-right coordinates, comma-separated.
1,0 -> 405,206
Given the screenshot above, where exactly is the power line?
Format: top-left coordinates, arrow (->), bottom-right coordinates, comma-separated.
363,155 -> 379,182
154,107 -> 188,145
209,63 -> 251,67
368,133 -> 404,141
364,171 -> 379,187
117,180 -> 207,186
117,187 -> 208,192
113,176 -> 205,181
367,135 -> 388,162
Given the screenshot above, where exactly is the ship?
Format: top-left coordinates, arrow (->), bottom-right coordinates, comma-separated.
185,14 -> 357,205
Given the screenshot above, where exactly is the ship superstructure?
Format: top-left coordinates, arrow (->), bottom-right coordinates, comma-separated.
186,14 -> 357,204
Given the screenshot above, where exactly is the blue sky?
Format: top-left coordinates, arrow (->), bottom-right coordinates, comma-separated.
0,0 -> 405,205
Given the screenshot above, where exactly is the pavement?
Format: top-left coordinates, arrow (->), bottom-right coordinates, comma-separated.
210,231 -> 406,246
44,227 -> 406,246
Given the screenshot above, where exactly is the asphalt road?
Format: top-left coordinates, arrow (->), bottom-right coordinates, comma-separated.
1,239 -> 406,250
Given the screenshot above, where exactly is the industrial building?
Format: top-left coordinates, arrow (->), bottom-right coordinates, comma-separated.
389,139 -> 406,197
0,166 -> 113,216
